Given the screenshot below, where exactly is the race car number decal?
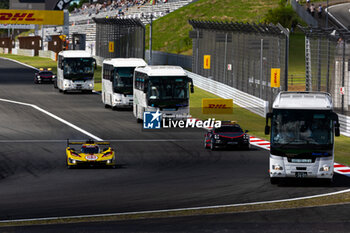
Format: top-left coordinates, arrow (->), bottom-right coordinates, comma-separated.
85,155 -> 98,161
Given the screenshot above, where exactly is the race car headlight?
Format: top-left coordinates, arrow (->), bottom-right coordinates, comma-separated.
320,165 -> 330,172
244,134 -> 249,140
37,76 -> 41,78
69,158 -> 77,164
214,134 -> 220,139
106,159 -> 113,164
272,165 -> 283,170
89,83 -> 93,87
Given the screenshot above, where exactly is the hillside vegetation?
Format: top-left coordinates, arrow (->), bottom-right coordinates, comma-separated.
146,0 -> 279,54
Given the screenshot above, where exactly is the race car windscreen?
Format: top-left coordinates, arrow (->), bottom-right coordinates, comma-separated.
81,146 -> 99,154
215,126 -> 243,133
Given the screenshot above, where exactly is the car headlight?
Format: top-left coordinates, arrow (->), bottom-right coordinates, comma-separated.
320,165 -> 330,172
37,76 -> 41,78
106,159 -> 113,164
272,165 -> 283,170
89,83 -> 93,87
243,134 -> 249,140
214,134 -> 220,139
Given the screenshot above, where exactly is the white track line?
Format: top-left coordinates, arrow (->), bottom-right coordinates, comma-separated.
1,187 -> 350,224
0,98 -> 102,141
327,3 -> 350,30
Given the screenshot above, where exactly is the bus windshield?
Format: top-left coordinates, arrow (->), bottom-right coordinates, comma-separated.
148,76 -> 189,100
113,67 -> 134,95
271,109 -> 333,146
63,58 -> 94,80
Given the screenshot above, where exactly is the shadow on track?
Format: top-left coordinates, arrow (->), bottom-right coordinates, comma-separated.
274,173 -> 350,188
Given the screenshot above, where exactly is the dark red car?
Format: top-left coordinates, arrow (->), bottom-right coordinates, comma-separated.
34,69 -> 55,84
204,122 -> 250,150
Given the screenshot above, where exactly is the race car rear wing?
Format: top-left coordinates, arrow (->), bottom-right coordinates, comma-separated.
67,139 -> 110,146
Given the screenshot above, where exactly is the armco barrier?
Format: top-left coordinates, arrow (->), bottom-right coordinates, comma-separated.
12,49 -> 35,57
38,50 -> 56,61
338,114 -> 350,137
187,71 -> 269,117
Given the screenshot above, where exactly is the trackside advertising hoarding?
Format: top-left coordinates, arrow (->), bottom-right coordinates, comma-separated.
0,9 -> 64,25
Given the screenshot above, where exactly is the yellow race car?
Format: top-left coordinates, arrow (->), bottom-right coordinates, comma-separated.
66,139 -> 116,168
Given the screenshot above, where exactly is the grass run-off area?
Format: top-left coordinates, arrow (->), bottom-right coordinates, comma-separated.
146,0 -> 279,54
1,54 -> 350,165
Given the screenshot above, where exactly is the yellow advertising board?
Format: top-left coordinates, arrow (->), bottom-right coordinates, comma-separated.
270,68 -> 280,88
204,55 -> 211,69
109,41 -> 115,53
202,98 -> 233,115
0,9 -> 64,25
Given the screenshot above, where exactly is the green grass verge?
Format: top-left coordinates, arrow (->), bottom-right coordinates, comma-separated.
1,54 -> 349,166
190,87 -> 266,139
146,0 -> 279,54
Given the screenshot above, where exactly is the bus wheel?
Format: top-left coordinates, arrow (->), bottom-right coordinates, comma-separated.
59,89 -> 63,93
105,104 -> 110,109
270,177 -> 279,185
324,177 -> 334,186
137,118 -> 142,123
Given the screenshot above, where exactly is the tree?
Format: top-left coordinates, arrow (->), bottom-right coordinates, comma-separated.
0,0 -> 9,9
260,0 -> 300,29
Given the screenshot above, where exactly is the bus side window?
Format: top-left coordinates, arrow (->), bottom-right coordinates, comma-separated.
110,68 -> 114,82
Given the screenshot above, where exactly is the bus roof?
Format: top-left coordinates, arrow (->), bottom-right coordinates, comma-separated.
58,50 -> 93,58
103,58 -> 147,68
134,65 -> 186,76
273,92 -> 333,110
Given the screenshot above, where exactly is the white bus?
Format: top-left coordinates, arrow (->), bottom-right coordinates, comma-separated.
102,58 -> 147,109
133,66 -> 194,122
56,50 -> 96,93
265,92 -> 340,184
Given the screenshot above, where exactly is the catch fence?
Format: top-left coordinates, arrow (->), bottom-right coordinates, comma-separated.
189,20 -> 289,106
94,18 -> 145,59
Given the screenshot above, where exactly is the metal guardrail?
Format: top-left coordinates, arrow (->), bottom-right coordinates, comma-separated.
187,71 -> 269,117
338,113 -> 350,136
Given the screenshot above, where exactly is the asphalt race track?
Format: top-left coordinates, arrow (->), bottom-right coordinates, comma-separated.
328,3 -> 350,28
0,58 -> 350,226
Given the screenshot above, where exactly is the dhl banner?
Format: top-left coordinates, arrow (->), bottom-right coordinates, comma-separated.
203,55 -> 211,69
0,10 -> 64,25
202,98 -> 233,115
270,68 -> 281,88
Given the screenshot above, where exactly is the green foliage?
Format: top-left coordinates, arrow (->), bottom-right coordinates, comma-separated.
0,0 -> 9,9
68,3 -> 79,12
147,0 -> 279,54
260,1 -> 299,29
69,0 -> 89,12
